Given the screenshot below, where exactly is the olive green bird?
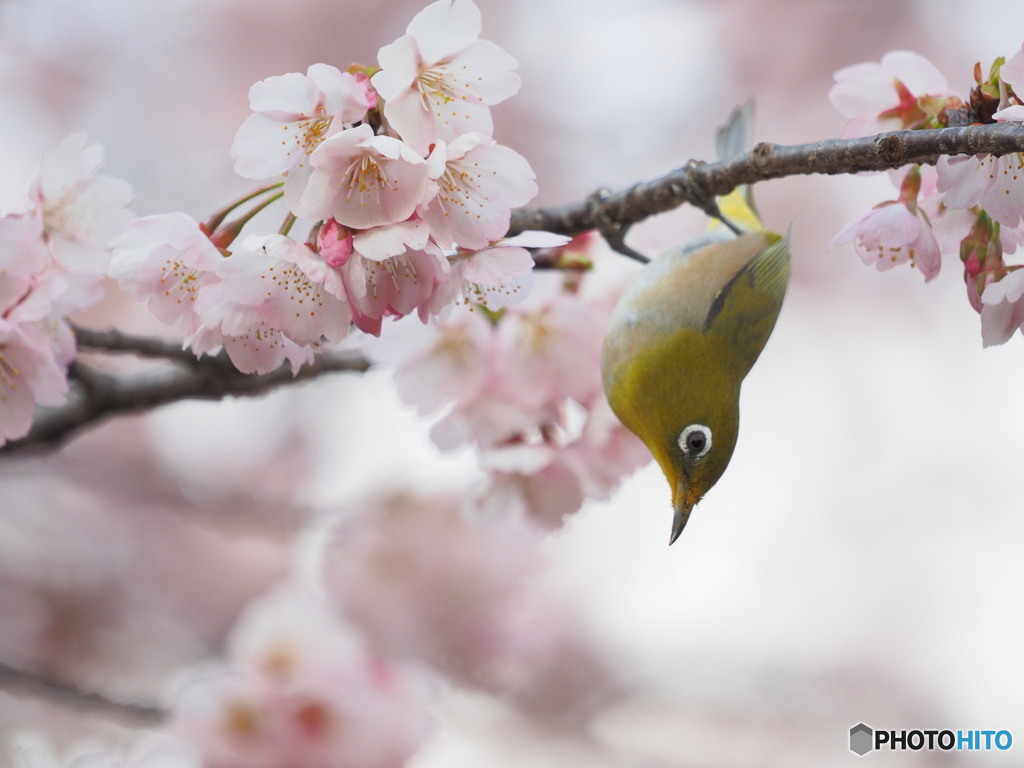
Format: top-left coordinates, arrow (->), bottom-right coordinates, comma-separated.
601,229 -> 790,544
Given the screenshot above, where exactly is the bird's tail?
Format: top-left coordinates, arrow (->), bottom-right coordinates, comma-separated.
710,99 -> 762,234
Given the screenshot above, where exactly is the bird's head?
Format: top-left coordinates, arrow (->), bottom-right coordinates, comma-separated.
617,336 -> 742,544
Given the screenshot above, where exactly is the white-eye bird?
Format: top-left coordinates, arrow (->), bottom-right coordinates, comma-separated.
600,101 -> 790,544
601,230 -> 790,544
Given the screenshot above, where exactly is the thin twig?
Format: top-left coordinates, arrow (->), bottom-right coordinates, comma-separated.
0,660 -> 166,726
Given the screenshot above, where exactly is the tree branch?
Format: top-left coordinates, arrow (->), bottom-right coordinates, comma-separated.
0,659 -> 166,726
509,122 -> 1024,238
71,324 -> 204,364
8,124 -> 1023,455
1,334 -> 370,456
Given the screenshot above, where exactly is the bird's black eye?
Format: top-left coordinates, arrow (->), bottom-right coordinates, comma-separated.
678,424 -> 712,459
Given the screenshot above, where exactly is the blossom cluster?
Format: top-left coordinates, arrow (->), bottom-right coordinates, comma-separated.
368,235 -> 651,529
0,134 -> 133,446
108,0 -> 542,375
170,585 -> 434,768
829,46 -> 1024,345
323,489 -> 617,721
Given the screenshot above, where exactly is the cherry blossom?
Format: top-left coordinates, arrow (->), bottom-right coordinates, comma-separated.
465,454 -> 585,529
108,212 -> 223,332
830,201 -> 942,278
317,219 -> 450,336
438,231 -> 567,312
371,0 -> 521,154
998,40 -> 1024,94
936,152 -> 1024,229
0,212 -> 49,278
1,223 -> 103,445
291,125 -> 433,228
830,50 -> 954,137
980,269 -> 1024,346
420,134 -> 538,250
829,168 -> 942,280
0,318 -> 69,445
196,234 -> 352,346
323,490 -> 619,719
232,64 -> 373,181
493,290 -> 606,410
380,308 -> 493,415
562,393 -> 650,500
323,490 -> 544,682
366,240 -> 649,527
352,218 -> 431,262
26,134 -> 134,273
189,234 -> 352,373
171,584 -> 434,768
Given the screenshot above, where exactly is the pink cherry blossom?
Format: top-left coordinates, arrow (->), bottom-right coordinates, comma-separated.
26,134 -> 134,273
340,245 -> 450,335
830,50 -> 953,137
0,320 -> 68,444
232,64 -> 373,181
420,134 -> 537,250
376,307 -> 493,415
0,230 -> 103,445
993,104 -> 1024,122
318,219 -> 450,336
829,200 -> 942,280
352,218 -> 431,261
191,323 -> 314,376
0,212 -> 50,279
108,212 -> 224,332
191,234 -> 351,373
323,490 -> 617,719
15,270 -> 103,366
465,454 -> 585,530
936,152 -> 1024,228
292,125 -> 433,228
202,234 -> 352,345
429,390 -> 541,450
372,0 -> 521,153
562,393 -> 651,500
0,293 -> 98,446
172,584 -> 434,768
980,269 -> 1024,346
323,490 -> 544,682
1000,42 -> 1024,92
436,232 -> 568,312
369,242 -> 648,527
493,289 -> 606,410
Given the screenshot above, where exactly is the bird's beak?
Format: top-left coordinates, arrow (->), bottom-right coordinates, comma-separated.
669,476 -> 695,545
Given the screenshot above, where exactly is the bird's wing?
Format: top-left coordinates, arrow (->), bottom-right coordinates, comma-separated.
704,231 -> 791,372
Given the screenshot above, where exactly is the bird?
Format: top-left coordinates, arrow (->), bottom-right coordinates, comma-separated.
601,228 -> 790,544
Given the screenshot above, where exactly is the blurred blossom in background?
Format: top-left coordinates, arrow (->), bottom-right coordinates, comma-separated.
2,0 -> 1024,766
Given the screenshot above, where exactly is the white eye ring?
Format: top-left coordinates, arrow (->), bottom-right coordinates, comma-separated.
678,424 -> 712,459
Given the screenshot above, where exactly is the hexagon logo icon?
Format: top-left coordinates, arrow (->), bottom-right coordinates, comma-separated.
850,723 -> 874,756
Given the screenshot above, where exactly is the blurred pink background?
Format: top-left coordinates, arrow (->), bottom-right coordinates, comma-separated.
3,0 -> 1024,765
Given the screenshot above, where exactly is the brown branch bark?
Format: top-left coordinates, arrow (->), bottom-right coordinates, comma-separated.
509,122 -> 1024,238
1,330 -> 370,456
0,659 -> 166,725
